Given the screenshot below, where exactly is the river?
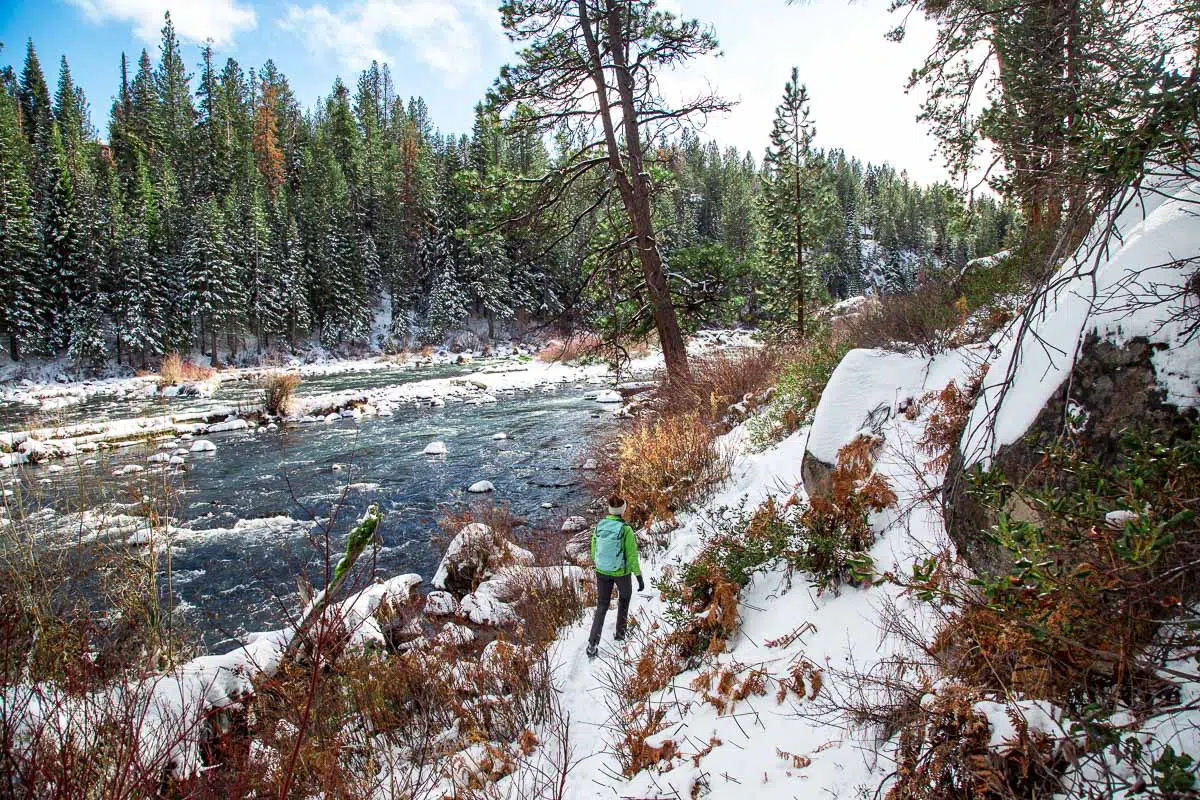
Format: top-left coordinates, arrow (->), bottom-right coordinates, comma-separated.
0,361 -> 622,651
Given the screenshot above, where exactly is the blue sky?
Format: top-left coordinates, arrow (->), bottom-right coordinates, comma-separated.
0,0 -> 950,184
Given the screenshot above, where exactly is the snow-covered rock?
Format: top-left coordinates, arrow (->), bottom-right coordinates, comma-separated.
594,390 -> 622,403
190,440 -> 217,453
437,623 -> 476,647
113,464 -> 144,476
147,453 -> 172,464
561,515 -> 588,533
802,347 -> 978,497
580,458 -> 597,470
206,418 -> 249,434
491,432 -> 508,440
424,590 -> 459,617
467,480 -> 495,493
431,523 -> 535,596
423,441 -> 447,456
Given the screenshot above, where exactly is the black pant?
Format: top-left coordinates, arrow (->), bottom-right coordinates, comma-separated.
589,572 -> 632,646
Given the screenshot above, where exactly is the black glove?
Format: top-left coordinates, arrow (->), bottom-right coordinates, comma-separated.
636,575 -> 645,592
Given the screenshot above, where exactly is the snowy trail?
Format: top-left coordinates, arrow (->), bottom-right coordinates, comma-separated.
495,348 -> 980,799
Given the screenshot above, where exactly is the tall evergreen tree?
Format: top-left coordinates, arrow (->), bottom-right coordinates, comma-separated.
0,86 -> 46,360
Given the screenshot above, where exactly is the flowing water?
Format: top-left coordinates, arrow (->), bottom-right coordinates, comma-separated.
1,367 -> 617,652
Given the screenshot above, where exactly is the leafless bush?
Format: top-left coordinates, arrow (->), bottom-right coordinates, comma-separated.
844,288 -> 965,356
262,372 -> 301,416
157,352 -> 215,387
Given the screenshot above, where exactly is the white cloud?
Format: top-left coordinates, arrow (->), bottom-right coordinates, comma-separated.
66,0 -> 257,47
281,0 -> 494,86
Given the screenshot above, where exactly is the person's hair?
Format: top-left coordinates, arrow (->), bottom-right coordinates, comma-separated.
607,494 -> 625,508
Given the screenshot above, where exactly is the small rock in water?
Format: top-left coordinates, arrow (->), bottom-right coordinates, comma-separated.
594,389 -> 622,403
206,417 -> 249,434
541,502 -> 555,509
468,480 -> 495,493
580,459 -> 598,470
147,453 -> 171,463
169,455 -> 186,466
423,441 -> 447,455
324,413 -> 341,424
190,439 -> 217,453
113,464 -> 144,476
47,464 -> 64,473
561,515 -> 588,533
492,433 -> 508,440
332,463 -> 345,472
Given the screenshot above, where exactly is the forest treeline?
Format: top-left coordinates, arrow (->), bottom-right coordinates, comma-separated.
0,13 -> 1018,371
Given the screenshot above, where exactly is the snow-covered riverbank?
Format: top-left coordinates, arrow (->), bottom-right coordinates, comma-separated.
0,330 -> 757,471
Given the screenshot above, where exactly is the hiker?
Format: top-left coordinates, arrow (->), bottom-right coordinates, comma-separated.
586,495 -> 643,659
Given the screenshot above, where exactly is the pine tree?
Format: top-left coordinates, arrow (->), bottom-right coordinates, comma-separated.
45,123 -> 86,348
184,196 -> 236,363
0,87 -> 46,360
759,68 -> 836,334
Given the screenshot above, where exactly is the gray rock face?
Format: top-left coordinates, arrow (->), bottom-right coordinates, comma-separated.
943,334 -> 1198,578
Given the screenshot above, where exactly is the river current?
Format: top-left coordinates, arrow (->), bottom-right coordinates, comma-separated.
1,363 -> 617,651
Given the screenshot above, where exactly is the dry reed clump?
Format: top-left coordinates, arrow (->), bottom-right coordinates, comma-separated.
536,333 -> 603,364
659,347 -> 780,424
262,372 -> 302,416
614,411 -> 732,528
887,684 -> 1063,800
843,288 -> 966,356
158,352 -> 215,387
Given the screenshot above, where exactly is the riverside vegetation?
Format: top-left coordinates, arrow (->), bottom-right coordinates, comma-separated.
1,0 -> 1198,796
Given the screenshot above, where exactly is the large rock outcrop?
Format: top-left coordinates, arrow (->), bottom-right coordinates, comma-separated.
944,176 -> 1200,578
802,347 -> 979,499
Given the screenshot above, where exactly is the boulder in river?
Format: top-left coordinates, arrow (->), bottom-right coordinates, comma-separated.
423,441 -> 448,455
561,515 -> 588,533
594,390 -> 622,403
431,522 -> 535,597
206,418 -> 249,434
424,590 -> 459,617
190,439 -> 217,453
468,480 -> 495,493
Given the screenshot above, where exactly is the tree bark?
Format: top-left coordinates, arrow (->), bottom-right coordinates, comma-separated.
576,0 -> 691,384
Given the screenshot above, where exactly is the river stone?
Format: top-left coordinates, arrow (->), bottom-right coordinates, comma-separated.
147,453 -> 171,463
431,523 -> 535,597
561,516 -> 588,533
424,591 -> 459,617
492,433 -> 508,440
468,480 -> 495,493
594,390 -> 623,403
207,418 -> 249,434
190,439 -> 217,453
423,441 -> 447,455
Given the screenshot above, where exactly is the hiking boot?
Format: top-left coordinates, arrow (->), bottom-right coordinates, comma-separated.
586,643 -> 598,659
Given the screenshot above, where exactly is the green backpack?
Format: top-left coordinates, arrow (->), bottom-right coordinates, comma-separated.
594,518 -> 627,573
